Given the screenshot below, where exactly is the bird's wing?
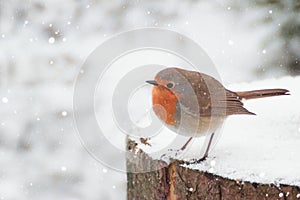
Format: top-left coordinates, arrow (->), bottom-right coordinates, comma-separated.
176,69 -> 254,116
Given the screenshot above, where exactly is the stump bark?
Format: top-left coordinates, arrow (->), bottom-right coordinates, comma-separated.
127,139 -> 300,200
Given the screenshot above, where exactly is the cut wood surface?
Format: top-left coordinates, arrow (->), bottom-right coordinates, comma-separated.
127,139 -> 300,200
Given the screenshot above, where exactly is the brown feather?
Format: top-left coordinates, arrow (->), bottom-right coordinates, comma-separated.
225,90 -> 255,115
236,89 -> 290,100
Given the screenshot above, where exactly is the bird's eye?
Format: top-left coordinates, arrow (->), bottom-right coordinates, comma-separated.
166,82 -> 174,88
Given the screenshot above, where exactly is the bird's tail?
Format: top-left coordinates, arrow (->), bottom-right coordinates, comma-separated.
236,89 -> 290,100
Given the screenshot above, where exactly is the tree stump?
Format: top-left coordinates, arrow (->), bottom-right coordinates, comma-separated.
127,139 -> 300,200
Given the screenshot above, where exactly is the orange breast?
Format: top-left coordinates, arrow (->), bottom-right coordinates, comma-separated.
152,86 -> 178,125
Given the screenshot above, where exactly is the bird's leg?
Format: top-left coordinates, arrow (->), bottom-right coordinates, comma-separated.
193,132 -> 215,163
180,137 -> 193,151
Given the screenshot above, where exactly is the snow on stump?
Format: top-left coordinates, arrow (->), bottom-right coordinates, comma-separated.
127,139 -> 300,200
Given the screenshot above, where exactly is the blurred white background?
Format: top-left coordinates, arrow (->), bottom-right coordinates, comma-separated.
0,0 -> 299,199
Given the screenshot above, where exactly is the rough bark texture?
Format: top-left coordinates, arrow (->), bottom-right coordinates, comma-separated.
126,139 -> 169,200
127,139 -> 300,200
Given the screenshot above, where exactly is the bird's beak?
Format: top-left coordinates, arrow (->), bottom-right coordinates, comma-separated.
146,80 -> 158,86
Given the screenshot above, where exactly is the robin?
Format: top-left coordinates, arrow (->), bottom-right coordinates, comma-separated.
146,67 -> 289,163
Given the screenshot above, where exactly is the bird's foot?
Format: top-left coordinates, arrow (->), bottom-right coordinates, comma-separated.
185,155 -> 208,165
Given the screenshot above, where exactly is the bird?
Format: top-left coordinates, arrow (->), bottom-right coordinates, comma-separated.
146,67 -> 289,163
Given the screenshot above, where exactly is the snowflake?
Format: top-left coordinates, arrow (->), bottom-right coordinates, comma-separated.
61,111 -> 68,117
2,97 -> 8,103
228,40 -> 234,46
48,37 -> 55,44
61,166 -> 67,171
279,192 -> 284,198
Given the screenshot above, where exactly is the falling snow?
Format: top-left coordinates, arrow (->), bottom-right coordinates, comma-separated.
2,97 -> 8,103
48,37 -> 55,44
279,192 -> 284,198
61,111 -> 68,116
228,40 -> 234,45
61,166 -> 67,171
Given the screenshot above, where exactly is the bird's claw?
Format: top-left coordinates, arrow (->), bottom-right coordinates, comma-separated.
185,155 -> 208,165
